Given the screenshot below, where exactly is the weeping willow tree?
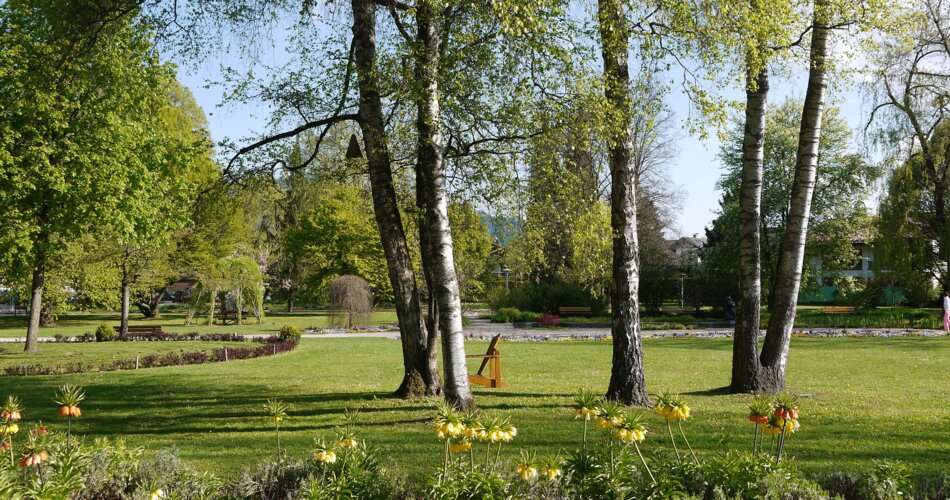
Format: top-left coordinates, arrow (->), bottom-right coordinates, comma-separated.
186,256 -> 265,325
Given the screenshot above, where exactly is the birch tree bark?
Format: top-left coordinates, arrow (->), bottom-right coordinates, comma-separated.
25,249 -> 45,353
730,62 -> 768,393
598,0 -> 650,406
412,0 -> 473,408
759,0 -> 830,391
352,0 -> 442,397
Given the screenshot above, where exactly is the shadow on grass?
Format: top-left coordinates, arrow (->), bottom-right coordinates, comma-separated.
683,386 -> 733,396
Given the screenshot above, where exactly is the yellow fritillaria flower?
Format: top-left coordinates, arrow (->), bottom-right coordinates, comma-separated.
337,438 -> 358,448
315,450 -> 338,463
2,424 -> 18,436
574,407 -> 596,421
517,464 -> 538,481
450,440 -> 472,453
543,467 -> 562,480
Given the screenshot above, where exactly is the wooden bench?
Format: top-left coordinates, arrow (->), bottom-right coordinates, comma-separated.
214,310 -> 238,325
466,334 -> 507,388
113,326 -> 164,335
820,306 -> 856,313
558,306 -> 592,317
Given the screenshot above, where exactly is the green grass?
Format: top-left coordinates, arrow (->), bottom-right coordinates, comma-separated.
0,310 -> 399,338
0,336 -> 945,481
0,341 -> 253,372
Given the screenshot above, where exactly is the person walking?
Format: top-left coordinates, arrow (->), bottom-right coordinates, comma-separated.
943,292 -> 950,331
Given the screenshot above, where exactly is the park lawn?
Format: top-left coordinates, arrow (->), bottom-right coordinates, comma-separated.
0,336 -> 946,482
0,340 -> 254,372
0,310 -> 400,338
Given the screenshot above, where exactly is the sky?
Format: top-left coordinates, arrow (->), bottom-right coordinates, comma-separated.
172,20 -> 874,240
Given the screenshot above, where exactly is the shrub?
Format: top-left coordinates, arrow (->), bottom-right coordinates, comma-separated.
95,324 -> 115,342
278,324 -> 302,342
491,281 -> 608,315
491,307 -> 522,323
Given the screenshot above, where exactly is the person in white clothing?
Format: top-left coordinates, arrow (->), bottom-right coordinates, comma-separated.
942,292 -> 949,331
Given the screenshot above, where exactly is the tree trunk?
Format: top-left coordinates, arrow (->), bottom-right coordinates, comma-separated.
352,0 -> 441,398
413,0 -> 472,409
599,0 -> 650,406
121,282 -> 131,335
731,61 -> 769,393
24,249 -> 46,353
760,0 -> 830,392
207,289 -> 217,326
120,250 -> 131,335
235,288 -> 243,325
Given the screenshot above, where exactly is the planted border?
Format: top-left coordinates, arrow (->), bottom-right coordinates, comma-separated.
2,339 -> 298,377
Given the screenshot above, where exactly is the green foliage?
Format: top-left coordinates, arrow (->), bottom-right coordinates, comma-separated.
448,202 -> 495,303
704,101 -> 881,302
491,282 -> 607,315
192,256 -> 266,325
94,324 -> 115,343
0,5 -> 195,281
233,443 -> 392,499
283,183 -> 391,303
876,125 -> 950,299
0,436 -> 222,499
278,324 -> 302,342
489,308 -> 540,324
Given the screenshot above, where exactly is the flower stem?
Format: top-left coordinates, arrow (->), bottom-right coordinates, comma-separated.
67,416 -> 72,454
678,421 -> 699,465
776,424 -> 788,462
666,420 -> 680,458
633,442 -> 656,485
609,438 -> 615,477
442,438 -> 450,482
752,422 -> 759,454
583,418 -> 588,451
469,445 -> 475,473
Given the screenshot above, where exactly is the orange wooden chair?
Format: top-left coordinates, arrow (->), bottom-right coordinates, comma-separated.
466,334 -> 508,388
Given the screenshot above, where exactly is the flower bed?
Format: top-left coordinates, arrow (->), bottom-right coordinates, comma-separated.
53,331 -> 248,342
0,388 -> 943,499
1,339 -> 298,377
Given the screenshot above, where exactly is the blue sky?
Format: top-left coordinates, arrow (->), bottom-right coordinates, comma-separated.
173,28 -> 872,239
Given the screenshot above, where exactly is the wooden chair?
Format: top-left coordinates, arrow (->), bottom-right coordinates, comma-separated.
466,334 -> 508,388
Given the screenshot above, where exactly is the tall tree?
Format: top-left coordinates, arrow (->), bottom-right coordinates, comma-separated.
352,0 -> 442,397
598,0 -> 649,406
867,0 -> 950,288
0,2 -> 183,352
411,0 -> 473,408
731,13 -> 772,393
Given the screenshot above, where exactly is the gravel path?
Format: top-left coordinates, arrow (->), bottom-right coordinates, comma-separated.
3,318 -> 945,343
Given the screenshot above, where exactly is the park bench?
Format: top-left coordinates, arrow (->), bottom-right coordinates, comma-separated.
214,310 -> 239,325
466,334 -> 507,389
558,306 -> 592,317
820,306 -> 856,313
113,325 -> 164,335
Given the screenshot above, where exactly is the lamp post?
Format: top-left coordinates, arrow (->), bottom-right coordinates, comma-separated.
502,268 -> 511,292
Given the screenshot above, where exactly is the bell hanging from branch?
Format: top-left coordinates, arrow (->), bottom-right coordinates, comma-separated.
345,133 -> 363,159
